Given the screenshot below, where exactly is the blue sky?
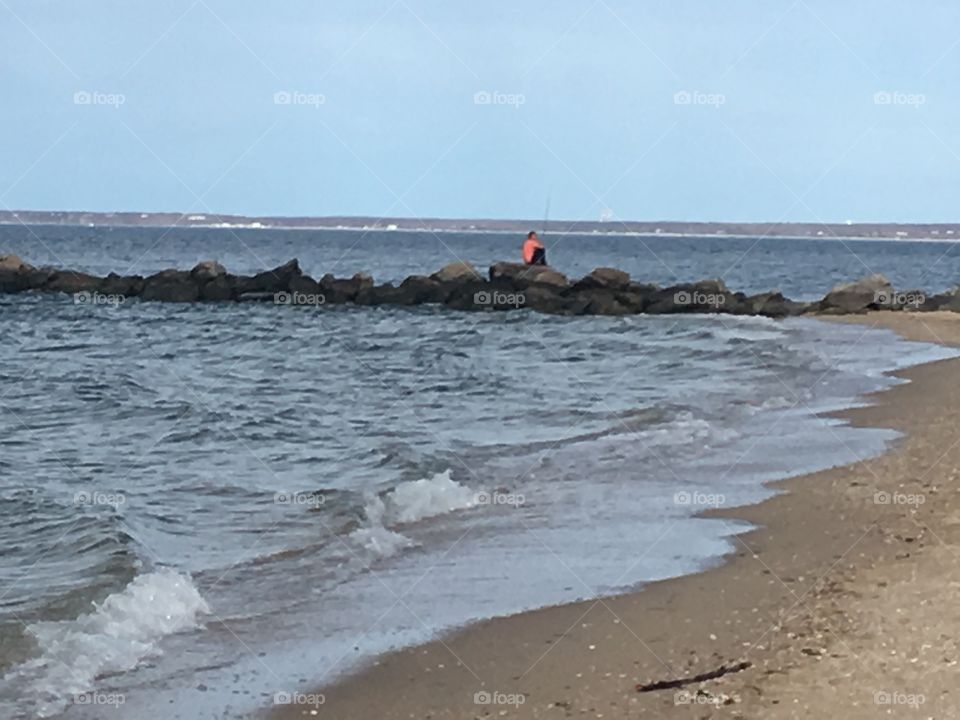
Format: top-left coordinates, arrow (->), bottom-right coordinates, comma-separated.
2,0 -> 959,222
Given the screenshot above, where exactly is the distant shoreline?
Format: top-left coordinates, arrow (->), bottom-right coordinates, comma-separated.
2,210 -> 960,242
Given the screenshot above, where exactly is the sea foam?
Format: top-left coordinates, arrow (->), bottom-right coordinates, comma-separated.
349,470 -> 477,559
2,569 -> 209,718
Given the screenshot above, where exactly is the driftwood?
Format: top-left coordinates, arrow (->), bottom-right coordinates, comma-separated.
635,660 -> 752,693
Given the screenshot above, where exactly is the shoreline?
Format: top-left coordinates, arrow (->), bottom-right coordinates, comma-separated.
273,311 -> 960,719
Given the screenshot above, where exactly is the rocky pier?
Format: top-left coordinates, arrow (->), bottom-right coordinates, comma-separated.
0,254 -> 956,317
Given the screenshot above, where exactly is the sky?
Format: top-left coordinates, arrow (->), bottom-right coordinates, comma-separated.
2,0 -> 959,223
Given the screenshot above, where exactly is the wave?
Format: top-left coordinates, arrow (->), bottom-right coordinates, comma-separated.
349,470 -> 477,559
1,569 -> 209,718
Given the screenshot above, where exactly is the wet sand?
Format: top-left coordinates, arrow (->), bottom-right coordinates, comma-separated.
274,311 -> 960,719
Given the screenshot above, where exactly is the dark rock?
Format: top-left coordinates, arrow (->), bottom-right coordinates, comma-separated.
444,280 -> 528,312
362,281 -> 446,307
0,269 -> 31,293
489,262 -> 569,289
0,264 -> 53,293
431,262 -> 481,283
354,283 -> 394,306
45,271 -> 103,295
568,289 -> 632,315
746,292 -> 805,318
572,267 -> 631,292
100,273 -> 144,297
289,275 -> 321,296
522,285 -> 572,314
645,281 -> 731,314
237,292 -> 276,302
397,275 -> 451,305
200,275 -> 234,302
819,274 -> 892,314
235,259 -> 302,295
872,288 -> 927,311
920,293 -> 960,312
319,273 -> 373,303
141,269 -> 200,302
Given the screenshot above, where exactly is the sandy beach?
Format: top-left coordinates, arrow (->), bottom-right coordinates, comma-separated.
274,311 -> 960,719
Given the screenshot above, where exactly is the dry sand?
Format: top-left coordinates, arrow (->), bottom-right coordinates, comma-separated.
274,311 -> 960,720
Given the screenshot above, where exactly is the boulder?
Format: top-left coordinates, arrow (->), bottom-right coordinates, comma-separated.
522,285 -> 572,314
431,261 -> 481,283
289,275 -> 321,296
357,282 -> 442,307
871,288 -> 926,311
100,273 -> 144,297
568,289 -> 631,316
141,269 -> 201,302
920,293 -> 960,312
0,261 -> 53,293
235,259 -> 302,295
0,254 -> 24,272
0,269 -> 33,293
199,275 -> 235,302
44,271 -> 103,295
573,267 -> 631,291
746,291 -> 806,318
645,280 -> 731,314
191,260 -> 227,281
489,262 -> 569,289
819,274 -> 892,314
444,280 -> 527,312
397,275 -> 451,304
319,273 -> 373,303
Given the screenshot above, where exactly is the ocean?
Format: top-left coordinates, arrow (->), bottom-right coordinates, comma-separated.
0,224 -> 957,719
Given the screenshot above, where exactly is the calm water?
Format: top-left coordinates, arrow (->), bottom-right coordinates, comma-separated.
0,225 -> 957,719
3,223 -> 960,298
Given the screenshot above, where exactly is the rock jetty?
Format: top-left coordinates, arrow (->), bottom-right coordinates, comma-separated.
0,255 -> 953,317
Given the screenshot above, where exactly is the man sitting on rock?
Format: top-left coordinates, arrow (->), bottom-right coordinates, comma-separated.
522,231 -> 547,266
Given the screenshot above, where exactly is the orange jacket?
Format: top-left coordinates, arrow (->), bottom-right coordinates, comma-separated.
522,237 -> 544,264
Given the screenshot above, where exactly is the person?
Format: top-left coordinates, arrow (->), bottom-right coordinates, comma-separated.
522,231 -> 546,266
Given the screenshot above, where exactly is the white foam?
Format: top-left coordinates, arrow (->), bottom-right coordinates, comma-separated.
349,470 -> 477,560
385,469 -> 478,524
3,569 -> 209,718
349,494 -> 415,559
